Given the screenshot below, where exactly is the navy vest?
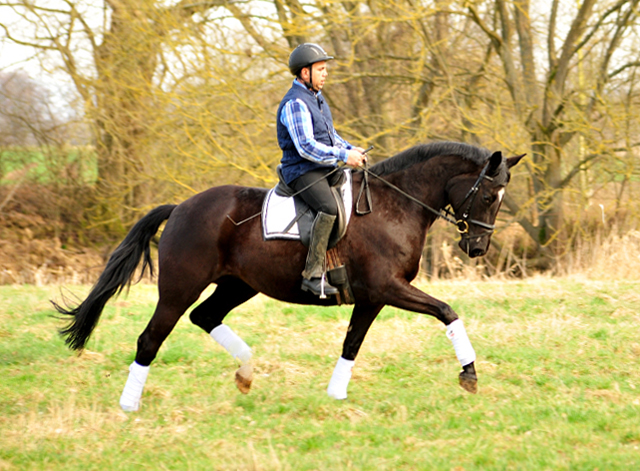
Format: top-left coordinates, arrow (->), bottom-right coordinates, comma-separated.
277,82 -> 337,184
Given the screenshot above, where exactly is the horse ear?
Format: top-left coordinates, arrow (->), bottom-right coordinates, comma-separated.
487,151 -> 503,177
506,153 -> 526,168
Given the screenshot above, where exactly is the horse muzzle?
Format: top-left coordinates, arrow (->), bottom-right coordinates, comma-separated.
458,233 -> 490,258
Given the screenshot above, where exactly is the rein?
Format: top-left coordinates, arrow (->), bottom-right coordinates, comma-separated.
228,149 -> 496,237
358,160 -> 495,236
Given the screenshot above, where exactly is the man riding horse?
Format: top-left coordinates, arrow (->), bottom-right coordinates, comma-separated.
277,43 -> 367,297
55,43 -> 525,411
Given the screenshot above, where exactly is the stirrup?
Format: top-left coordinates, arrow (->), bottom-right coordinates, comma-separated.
301,274 -> 338,298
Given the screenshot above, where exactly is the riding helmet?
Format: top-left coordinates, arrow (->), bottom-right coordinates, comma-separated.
288,43 -> 334,76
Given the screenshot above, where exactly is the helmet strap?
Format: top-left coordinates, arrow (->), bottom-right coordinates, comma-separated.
302,66 -> 317,92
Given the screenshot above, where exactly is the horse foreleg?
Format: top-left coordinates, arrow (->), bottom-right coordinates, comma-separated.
386,279 -> 477,394
446,319 -> 477,393
328,303 -> 383,399
190,279 -> 258,394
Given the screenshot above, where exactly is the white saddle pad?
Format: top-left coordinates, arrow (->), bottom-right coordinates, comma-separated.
262,169 -> 353,240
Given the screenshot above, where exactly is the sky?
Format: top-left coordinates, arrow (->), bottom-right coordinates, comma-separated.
0,3 -> 91,118
0,40 -> 77,118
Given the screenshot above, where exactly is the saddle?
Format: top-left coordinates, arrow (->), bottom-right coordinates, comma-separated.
262,166 -> 352,249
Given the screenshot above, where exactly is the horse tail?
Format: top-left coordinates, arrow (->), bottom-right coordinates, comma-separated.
55,204 -> 177,351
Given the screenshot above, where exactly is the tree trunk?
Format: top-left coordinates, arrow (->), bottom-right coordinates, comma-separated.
90,2 -> 161,227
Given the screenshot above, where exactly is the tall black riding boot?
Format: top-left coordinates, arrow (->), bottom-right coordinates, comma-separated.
301,212 -> 339,297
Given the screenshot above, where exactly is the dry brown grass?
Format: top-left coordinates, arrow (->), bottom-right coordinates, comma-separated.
422,227 -> 640,281
562,229 -> 640,279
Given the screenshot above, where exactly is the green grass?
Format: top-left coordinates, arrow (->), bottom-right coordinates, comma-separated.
1,278 -> 639,470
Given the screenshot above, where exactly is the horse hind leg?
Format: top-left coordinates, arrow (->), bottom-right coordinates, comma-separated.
189,278 -> 258,394
120,280 -> 207,411
119,302 -> 186,411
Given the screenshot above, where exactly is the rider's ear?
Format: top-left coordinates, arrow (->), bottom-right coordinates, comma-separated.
487,151 -> 503,177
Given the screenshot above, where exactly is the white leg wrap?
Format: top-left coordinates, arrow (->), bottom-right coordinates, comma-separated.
446,319 -> 476,366
120,361 -> 150,412
327,357 -> 354,400
210,324 -> 252,364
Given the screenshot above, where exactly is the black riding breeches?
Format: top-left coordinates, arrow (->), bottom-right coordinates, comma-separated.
289,168 -> 339,216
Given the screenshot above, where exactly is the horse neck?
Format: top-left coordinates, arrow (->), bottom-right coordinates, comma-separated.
388,154 -> 477,213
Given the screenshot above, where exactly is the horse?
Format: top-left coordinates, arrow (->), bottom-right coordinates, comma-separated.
55,141 -> 523,411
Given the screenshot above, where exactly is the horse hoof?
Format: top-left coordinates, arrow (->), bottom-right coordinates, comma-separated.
459,371 -> 478,394
235,363 -> 253,394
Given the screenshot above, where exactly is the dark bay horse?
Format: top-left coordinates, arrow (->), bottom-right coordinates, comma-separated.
55,141 -> 523,411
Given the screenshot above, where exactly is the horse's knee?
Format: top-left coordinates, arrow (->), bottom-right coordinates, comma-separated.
438,303 -> 458,326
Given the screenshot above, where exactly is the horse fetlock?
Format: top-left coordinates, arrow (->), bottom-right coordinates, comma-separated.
327,357 -> 354,400
446,319 -> 476,366
120,362 -> 150,411
210,324 -> 252,363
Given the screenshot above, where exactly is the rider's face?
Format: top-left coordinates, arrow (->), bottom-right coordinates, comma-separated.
301,61 -> 328,92
311,61 -> 328,91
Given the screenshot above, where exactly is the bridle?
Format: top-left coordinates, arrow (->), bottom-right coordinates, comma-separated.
358,160 -> 498,237
442,161 -> 497,238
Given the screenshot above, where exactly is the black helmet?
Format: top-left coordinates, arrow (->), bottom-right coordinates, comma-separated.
288,43 -> 334,76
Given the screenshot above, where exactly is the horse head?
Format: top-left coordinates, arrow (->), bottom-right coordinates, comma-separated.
446,151 -> 524,258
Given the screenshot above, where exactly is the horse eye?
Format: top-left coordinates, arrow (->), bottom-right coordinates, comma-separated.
483,194 -> 494,205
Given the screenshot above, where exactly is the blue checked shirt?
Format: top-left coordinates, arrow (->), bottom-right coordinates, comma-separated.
279,81 -> 354,166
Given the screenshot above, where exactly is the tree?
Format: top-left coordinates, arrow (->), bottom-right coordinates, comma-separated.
462,0 -> 640,255
1,0 -> 252,228
1,0 -> 639,270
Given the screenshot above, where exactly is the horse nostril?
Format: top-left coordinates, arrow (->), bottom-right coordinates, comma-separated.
469,248 -> 485,258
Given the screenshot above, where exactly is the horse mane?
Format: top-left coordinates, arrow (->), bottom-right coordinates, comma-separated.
369,141 -> 492,176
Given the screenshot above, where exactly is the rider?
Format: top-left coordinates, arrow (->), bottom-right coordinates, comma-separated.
277,43 -> 367,297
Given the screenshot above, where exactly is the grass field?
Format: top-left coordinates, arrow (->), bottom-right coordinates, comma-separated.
1,278 -> 639,470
